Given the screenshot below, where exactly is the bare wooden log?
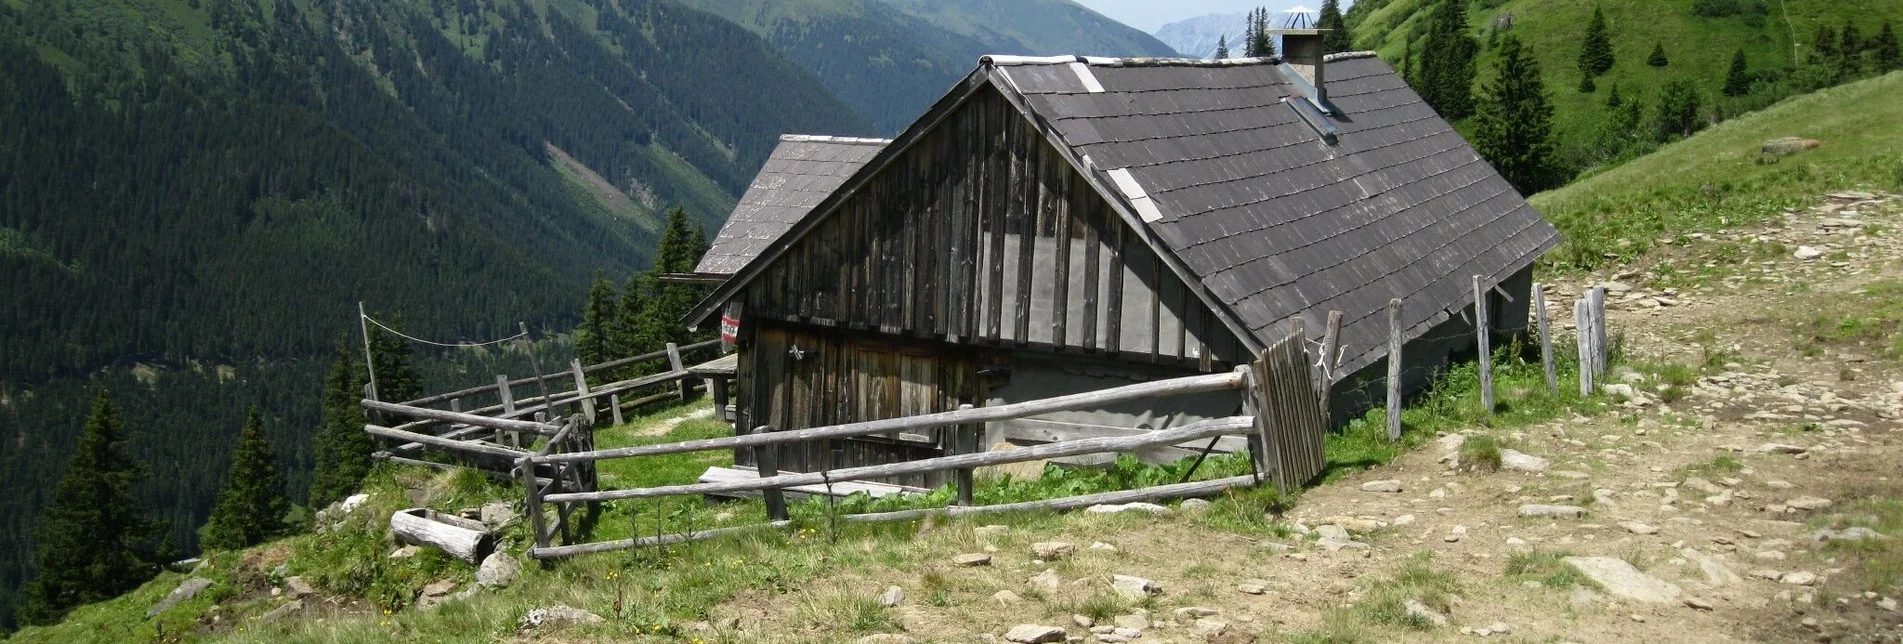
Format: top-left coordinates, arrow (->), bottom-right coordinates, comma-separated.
1534,284 -> 1556,393
531,475 -> 1259,559
364,424 -> 529,460
542,416 -> 1253,503
609,393 -> 625,427
1387,298 -> 1404,442
570,359 -> 595,425
666,343 -> 688,401
390,509 -> 492,564
1575,299 -> 1594,396
953,404 -> 976,506
1589,286 -> 1608,376
1318,310 -> 1344,396
536,371 -> 1244,464
362,399 -> 558,435
1474,276 -> 1494,414
377,453 -> 548,485
392,425 -> 489,455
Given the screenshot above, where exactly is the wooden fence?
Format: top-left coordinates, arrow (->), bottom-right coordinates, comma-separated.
515,331 -> 1327,560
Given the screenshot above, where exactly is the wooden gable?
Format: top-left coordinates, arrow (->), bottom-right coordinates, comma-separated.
738,87 -> 1250,368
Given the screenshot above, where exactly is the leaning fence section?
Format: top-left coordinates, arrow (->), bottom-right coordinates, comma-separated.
516,332 -> 1329,561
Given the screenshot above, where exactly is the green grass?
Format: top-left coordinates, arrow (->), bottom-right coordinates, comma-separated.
1459,434 -> 1505,473
1288,552 -> 1460,641
1531,71 -> 1903,271
1809,497 -> 1903,591
1682,455 -> 1746,477
1505,549 -> 1581,588
1795,279 -> 1903,361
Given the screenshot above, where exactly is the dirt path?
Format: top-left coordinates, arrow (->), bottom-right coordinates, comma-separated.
703,192 -> 1903,644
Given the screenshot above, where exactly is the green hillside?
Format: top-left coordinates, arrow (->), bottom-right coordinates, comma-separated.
1347,0 -> 1903,178
679,0 -> 1179,134
0,0 -> 871,630
1530,70 -> 1903,269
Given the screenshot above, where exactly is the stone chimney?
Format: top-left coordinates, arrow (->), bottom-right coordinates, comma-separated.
1271,8 -> 1331,107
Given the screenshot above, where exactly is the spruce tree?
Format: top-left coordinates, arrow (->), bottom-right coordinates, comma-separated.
576,272 -> 619,366
1647,41 -> 1668,67
1320,0 -> 1354,53
1578,73 -> 1596,93
1606,84 -> 1624,108
1838,23 -> 1864,80
1474,34 -> 1558,194
203,410 -> 293,551
1813,25 -> 1838,65
1417,0 -> 1478,119
18,393 -> 159,625
308,340 -> 372,509
1876,22 -> 1901,73
1577,6 -> 1615,77
1722,49 -> 1751,96
1654,77 -> 1703,141
1214,34 -> 1230,60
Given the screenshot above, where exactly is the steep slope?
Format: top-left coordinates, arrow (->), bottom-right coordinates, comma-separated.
682,0 -> 1177,134
878,0 -> 1179,58
1531,70 -> 1902,269
1346,0 -> 1903,177
1154,12 -> 1249,59
0,0 -> 869,629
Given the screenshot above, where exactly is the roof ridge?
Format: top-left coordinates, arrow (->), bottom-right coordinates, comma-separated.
778,134 -> 893,145
981,54 -> 1285,68
1322,51 -> 1380,62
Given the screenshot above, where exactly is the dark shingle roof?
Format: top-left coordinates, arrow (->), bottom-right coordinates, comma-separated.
695,135 -> 889,276
994,53 -> 1560,377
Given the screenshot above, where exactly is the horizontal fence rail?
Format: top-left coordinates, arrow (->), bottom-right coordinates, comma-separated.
541,416 -> 1254,504
398,339 -> 720,408
534,370 -> 1246,465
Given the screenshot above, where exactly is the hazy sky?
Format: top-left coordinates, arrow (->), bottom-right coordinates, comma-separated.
1072,1 -> 1324,32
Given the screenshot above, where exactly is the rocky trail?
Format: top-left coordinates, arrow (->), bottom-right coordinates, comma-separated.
699,192 -> 1903,643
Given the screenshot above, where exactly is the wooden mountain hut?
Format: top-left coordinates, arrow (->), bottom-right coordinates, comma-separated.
686,43 -> 1560,488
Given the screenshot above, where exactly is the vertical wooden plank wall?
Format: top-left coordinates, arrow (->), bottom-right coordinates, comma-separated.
741,89 -> 1244,367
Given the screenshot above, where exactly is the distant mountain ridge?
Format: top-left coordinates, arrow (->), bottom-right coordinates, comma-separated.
1154,12 -> 1249,59
681,0 -> 1179,134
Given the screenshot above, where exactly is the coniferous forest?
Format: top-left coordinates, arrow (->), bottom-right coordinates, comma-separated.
0,0 -> 872,629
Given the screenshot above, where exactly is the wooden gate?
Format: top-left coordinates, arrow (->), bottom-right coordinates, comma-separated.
1245,333 -> 1328,494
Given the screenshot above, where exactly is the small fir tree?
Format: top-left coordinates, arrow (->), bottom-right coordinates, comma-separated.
1244,8 -> 1276,57
1320,0 -> 1354,53
308,340 -> 372,508
1876,22 -> 1901,73
576,272 -> 619,366
1214,34 -> 1231,59
1606,83 -> 1624,108
1577,6 -> 1616,76
1578,73 -> 1596,93
1722,49 -> 1751,96
1647,41 -> 1668,67
1417,0 -> 1479,119
1654,77 -> 1703,141
203,410 -> 293,551
1838,23 -> 1864,80
1474,34 -> 1559,194
17,393 -> 159,625
1812,24 -> 1838,65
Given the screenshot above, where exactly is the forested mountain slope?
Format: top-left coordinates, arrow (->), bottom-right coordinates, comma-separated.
1345,0 -> 1903,177
0,0 -> 868,629
680,0 -> 1178,134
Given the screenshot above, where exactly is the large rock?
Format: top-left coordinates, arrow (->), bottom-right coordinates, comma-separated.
953,553 -> 993,567
1360,480 -> 1404,493
1031,541 -> 1076,560
1786,496 -> 1833,511
1404,599 -> 1447,627
480,502 -> 518,529
1563,557 -> 1683,604
1111,575 -> 1162,600
478,552 -> 521,588
1813,527 -> 1889,545
259,599 -> 305,623
1003,624 -> 1067,643
147,578 -> 215,617
519,605 -> 605,630
1761,136 -> 1822,158
282,576 -> 316,598
1518,504 -> 1588,519
1499,449 -> 1549,472
879,585 -> 906,607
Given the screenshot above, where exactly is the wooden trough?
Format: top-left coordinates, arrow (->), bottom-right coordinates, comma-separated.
391,508 -> 493,564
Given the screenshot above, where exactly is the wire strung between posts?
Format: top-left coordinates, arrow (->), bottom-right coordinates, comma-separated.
362,313 -> 527,348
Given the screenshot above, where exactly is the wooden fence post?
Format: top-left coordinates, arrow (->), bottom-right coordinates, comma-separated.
570,359 -> 596,426
1318,310 -> 1343,403
1236,365 -> 1268,483
1473,276 -> 1493,414
1589,286 -> 1609,376
1533,284 -> 1556,394
666,342 -> 688,401
496,375 -> 516,446
609,393 -> 624,427
1575,299 -> 1594,396
1386,298 -> 1403,442
754,426 -> 787,521
953,404 -> 976,506
518,457 -> 548,552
